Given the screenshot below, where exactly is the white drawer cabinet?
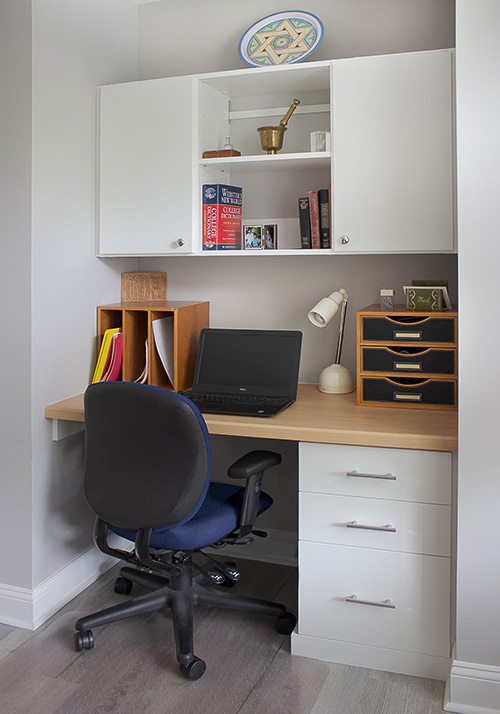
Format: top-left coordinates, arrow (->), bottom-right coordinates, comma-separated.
292,442 -> 453,680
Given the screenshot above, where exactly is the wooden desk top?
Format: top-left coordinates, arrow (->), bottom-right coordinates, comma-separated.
44,384 -> 457,452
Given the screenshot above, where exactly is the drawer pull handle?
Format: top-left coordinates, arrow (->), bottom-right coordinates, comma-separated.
394,361 -> 422,371
345,594 -> 396,609
346,470 -> 396,481
394,392 -> 422,402
393,330 -> 422,340
346,520 -> 396,533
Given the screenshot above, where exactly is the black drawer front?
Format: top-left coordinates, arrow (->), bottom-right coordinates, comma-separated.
361,347 -> 456,375
362,316 -> 456,343
361,377 -> 456,406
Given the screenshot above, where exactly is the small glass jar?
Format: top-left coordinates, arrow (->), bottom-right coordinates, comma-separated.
380,288 -> 395,310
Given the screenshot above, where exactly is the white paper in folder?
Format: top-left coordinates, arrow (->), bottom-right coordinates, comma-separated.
152,316 -> 174,384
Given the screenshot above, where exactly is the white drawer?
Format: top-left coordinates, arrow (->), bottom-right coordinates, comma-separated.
299,492 -> 451,556
299,442 -> 451,504
298,541 -> 450,658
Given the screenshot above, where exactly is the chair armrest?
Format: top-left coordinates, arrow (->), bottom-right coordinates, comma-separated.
228,450 -> 282,479
227,450 -> 282,539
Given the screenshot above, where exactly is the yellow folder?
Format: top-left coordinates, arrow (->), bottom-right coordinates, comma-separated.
91,327 -> 122,383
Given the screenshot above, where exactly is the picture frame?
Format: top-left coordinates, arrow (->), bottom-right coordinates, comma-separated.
263,224 -> 278,250
243,225 -> 263,250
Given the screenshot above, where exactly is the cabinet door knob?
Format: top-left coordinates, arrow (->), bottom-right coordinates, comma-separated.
176,238 -> 186,247
340,235 -> 350,245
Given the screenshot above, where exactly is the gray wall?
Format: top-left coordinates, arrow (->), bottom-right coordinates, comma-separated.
0,0 -> 33,588
139,0 -> 455,77
450,1 -> 500,707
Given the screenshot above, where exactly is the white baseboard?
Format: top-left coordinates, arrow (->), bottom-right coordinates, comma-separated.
0,545 -> 117,631
292,631 -> 451,681
444,657 -> 500,714
1,529 -> 296,631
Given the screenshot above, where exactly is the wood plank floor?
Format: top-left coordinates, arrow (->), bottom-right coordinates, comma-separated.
0,559 -> 446,714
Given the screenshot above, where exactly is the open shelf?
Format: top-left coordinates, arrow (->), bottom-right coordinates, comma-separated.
198,152 -> 330,174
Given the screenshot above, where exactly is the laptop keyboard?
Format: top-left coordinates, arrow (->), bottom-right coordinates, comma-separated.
183,392 -> 292,409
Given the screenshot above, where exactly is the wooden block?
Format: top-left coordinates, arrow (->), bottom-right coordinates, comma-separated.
121,272 -> 167,303
202,149 -> 241,158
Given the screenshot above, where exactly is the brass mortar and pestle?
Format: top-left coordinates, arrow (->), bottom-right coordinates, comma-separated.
257,99 -> 301,154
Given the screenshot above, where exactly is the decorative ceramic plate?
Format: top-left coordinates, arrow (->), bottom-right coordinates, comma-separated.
238,11 -> 324,67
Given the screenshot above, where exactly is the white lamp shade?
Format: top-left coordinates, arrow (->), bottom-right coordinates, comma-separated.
308,289 -> 347,327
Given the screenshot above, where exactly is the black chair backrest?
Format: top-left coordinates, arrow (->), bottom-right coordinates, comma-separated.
83,382 -> 212,530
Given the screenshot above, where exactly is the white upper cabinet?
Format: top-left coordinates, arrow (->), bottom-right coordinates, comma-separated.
98,76 -> 196,256
332,50 -> 454,253
96,50 -> 454,257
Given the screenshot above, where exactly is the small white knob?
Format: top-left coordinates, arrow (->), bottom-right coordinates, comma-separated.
176,238 -> 185,247
340,235 -> 350,245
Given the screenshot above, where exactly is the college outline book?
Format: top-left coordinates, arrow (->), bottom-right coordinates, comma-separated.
202,183 -> 242,251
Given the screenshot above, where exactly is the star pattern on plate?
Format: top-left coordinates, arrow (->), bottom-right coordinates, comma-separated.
247,18 -> 318,66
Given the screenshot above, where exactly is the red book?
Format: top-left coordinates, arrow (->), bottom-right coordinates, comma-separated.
202,184 -> 242,250
101,332 -> 123,382
307,190 -> 321,249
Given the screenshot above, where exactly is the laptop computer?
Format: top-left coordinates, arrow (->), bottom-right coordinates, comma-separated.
181,328 -> 302,417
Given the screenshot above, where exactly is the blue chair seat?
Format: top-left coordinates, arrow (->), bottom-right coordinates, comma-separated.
110,481 -> 273,551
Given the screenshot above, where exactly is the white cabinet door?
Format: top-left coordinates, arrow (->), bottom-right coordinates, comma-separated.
98,76 -> 195,256
332,49 -> 454,253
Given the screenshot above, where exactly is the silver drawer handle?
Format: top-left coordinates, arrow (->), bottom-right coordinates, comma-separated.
345,594 -> 396,609
346,520 -> 396,533
346,470 -> 396,481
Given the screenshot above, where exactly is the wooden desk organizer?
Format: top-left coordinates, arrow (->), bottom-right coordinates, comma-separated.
356,304 -> 458,410
97,301 -> 209,392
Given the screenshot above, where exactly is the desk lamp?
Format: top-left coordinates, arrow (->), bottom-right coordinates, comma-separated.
308,288 -> 354,394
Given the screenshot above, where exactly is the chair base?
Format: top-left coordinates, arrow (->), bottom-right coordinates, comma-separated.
74,559 -> 296,679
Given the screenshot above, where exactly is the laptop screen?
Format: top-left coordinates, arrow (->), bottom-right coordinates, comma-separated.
192,328 -> 302,397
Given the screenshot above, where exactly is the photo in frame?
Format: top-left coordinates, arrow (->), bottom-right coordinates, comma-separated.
243,225 -> 263,250
263,224 -> 278,250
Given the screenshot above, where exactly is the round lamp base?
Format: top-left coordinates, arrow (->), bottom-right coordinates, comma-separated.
318,364 -> 354,394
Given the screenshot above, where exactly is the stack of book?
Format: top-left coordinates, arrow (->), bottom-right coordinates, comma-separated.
298,188 -> 331,249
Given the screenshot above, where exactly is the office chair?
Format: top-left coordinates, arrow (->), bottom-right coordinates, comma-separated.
74,382 -> 296,680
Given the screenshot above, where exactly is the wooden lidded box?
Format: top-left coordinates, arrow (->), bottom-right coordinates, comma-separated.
356,304 -> 458,410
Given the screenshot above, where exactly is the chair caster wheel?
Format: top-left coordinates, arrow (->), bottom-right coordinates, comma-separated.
74,630 -> 94,652
275,611 -> 297,635
179,656 -> 206,680
114,576 -> 133,595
